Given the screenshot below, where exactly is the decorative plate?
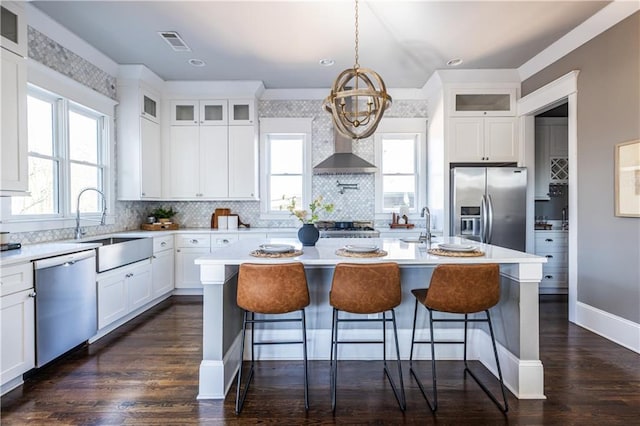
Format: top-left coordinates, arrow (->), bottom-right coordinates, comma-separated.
437,243 -> 477,252
400,237 -> 423,243
343,244 -> 379,253
258,244 -> 295,254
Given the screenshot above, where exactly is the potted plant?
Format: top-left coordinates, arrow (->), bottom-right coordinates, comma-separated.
285,195 -> 334,246
149,207 -> 177,223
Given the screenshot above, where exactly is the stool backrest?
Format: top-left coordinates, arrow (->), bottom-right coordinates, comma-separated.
425,263 -> 500,314
330,262 -> 401,314
237,262 -> 310,314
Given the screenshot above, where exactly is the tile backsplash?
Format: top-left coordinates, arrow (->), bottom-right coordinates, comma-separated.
6,28 -> 427,244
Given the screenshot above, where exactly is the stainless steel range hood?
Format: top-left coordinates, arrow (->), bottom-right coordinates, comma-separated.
313,129 -> 376,174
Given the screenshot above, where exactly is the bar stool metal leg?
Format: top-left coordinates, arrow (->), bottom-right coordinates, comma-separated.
462,310 -> 509,413
235,310 -> 254,414
301,309 -> 309,410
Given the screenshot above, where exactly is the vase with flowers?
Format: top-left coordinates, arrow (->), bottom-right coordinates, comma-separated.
285,195 -> 334,246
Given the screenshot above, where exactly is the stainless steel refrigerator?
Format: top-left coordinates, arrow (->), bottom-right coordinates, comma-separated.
450,166 -> 527,251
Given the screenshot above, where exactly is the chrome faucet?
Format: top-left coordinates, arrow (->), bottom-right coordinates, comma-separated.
75,187 -> 107,239
419,206 -> 431,242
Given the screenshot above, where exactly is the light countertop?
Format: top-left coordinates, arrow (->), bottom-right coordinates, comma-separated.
195,236 -> 545,267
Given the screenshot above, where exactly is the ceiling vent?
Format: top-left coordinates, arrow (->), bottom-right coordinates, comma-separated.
158,31 -> 191,52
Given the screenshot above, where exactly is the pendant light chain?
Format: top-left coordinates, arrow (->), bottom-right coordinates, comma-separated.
323,0 -> 391,140
354,0 -> 359,69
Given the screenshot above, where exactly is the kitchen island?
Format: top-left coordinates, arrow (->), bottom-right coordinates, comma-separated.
195,237 -> 547,401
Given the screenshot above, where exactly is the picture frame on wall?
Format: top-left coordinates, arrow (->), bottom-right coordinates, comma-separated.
614,139 -> 640,217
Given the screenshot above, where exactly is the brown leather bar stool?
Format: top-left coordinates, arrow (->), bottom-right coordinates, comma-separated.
329,262 -> 406,412
409,263 -> 508,413
235,262 -> 310,414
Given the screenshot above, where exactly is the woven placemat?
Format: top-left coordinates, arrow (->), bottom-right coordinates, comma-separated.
335,248 -> 388,258
250,249 -> 303,258
427,248 -> 485,257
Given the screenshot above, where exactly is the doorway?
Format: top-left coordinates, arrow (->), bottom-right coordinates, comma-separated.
534,102 -> 569,296
518,70 -> 578,323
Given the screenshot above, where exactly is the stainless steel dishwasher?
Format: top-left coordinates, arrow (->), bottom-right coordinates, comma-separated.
33,249 -> 97,367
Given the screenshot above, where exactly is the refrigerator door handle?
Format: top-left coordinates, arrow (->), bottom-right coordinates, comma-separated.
480,195 -> 488,243
487,194 -> 495,244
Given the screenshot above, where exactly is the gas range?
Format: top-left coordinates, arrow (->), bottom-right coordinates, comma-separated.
316,221 -> 380,239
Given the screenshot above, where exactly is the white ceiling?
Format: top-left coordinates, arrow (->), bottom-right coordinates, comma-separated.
31,0 -> 610,89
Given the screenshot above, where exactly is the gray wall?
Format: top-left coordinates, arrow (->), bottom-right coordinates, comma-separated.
522,13 -> 640,323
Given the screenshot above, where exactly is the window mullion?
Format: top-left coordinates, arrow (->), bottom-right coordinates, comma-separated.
58,97 -> 70,217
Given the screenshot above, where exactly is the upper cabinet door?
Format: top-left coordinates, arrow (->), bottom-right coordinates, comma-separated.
1,48 -> 28,194
0,2 -> 27,57
140,89 -> 160,123
449,88 -> 516,117
170,100 -> 199,126
199,100 -> 227,126
228,99 -> 255,125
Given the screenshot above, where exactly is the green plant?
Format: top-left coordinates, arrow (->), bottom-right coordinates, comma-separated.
284,195 -> 334,224
149,207 -> 177,219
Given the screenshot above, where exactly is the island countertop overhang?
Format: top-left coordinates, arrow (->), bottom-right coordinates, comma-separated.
195,236 -> 547,268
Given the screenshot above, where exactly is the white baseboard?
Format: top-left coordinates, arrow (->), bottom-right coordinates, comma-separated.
198,333 -> 242,399
576,302 -> 640,353
0,375 -> 24,396
172,288 -> 203,296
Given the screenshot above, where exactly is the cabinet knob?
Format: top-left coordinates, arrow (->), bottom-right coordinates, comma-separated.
141,192 -> 146,196
161,241 -> 167,247
545,275 -> 553,279
152,255 -> 157,259
126,273 -> 134,278
222,239 -> 229,244
191,239 -> 199,244
29,291 -> 37,298
545,255 -> 553,258
545,238 -> 553,242
483,111 -> 487,115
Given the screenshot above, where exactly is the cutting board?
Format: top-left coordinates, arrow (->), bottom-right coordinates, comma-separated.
211,208 -> 231,228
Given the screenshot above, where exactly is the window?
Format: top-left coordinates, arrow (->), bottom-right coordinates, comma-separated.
380,134 -> 418,210
260,118 -> 312,217
374,118 -> 426,216
9,85 -> 108,219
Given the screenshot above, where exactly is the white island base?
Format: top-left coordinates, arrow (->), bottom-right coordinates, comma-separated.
196,237 -> 547,400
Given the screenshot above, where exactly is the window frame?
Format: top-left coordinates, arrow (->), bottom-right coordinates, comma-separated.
374,118 -> 427,220
259,117 -> 313,220
0,61 -> 116,233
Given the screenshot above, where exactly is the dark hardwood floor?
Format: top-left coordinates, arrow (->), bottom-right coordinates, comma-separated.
2,295 -> 638,425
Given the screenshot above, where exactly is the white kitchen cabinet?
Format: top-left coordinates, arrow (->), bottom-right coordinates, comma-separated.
97,259 -> 152,329
117,80 -> 162,200
449,88 -> 516,117
0,47 -> 28,195
170,100 -> 227,126
228,99 -> 255,125
212,233 -> 239,249
0,2 -> 27,57
167,99 -> 258,200
535,231 -> 568,294
1,261 -> 35,392
228,125 -> 258,198
140,89 -> 160,123
168,125 -> 228,198
449,117 -> 517,163
175,234 -> 211,290
151,235 -> 174,298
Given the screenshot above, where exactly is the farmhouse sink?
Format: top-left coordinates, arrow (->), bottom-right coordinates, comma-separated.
82,236 -> 153,273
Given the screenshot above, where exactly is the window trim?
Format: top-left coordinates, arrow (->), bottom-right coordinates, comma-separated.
373,118 -> 427,221
259,117 -> 313,220
0,60 -> 117,233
